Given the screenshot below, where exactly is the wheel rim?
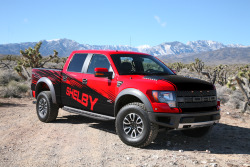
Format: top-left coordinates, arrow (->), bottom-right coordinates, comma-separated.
123,113 -> 144,138
38,98 -> 48,118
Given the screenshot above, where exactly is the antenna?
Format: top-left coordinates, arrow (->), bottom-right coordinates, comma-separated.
130,36 -> 131,51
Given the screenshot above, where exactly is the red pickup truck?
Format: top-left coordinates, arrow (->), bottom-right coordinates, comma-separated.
31,50 -> 220,147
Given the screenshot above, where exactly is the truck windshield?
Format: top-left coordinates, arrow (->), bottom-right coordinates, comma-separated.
111,54 -> 175,75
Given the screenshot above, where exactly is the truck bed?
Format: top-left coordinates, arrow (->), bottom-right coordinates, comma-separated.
31,68 -> 62,101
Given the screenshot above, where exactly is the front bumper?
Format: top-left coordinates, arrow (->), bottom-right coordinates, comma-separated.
148,110 -> 220,129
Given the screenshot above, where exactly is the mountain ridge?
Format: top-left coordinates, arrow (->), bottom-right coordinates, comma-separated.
0,39 -> 249,64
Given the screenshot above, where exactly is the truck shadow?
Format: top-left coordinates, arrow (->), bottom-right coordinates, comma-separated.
55,115 -> 250,155
55,115 -> 116,134
148,123 -> 250,155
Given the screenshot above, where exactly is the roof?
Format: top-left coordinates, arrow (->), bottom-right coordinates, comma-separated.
70,50 -> 151,56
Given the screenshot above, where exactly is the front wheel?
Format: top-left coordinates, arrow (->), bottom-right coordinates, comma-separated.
36,91 -> 59,123
181,126 -> 213,138
115,102 -> 158,147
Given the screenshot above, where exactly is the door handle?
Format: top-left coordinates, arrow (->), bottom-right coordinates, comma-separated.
82,79 -> 87,84
62,75 -> 67,81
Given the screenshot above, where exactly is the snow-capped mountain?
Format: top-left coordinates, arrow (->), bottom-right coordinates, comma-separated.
146,41 -> 194,56
186,40 -> 226,53
0,38 -> 248,58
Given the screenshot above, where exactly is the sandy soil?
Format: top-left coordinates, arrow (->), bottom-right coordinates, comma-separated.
0,98 -> 249,167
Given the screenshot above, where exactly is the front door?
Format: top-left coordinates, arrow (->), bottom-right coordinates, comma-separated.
82,54 -> 117,116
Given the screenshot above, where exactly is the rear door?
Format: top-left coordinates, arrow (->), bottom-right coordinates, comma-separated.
61,53 -> 88,109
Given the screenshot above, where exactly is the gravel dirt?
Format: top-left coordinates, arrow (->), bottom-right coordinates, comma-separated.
0,97 -> 249,167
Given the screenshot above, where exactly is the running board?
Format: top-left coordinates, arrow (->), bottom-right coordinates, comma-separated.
62,106 -> 115,121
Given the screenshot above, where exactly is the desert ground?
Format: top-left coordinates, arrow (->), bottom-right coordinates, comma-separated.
0,97 -> 249,167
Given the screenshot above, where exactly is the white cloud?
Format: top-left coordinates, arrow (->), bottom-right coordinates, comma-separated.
154,15 -> 166,27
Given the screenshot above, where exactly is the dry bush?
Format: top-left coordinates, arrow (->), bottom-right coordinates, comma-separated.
0,70 -> 21,86
0,80 -> 29,98
226,90 -> 245,110
216,85 -> 232,104
177,68 -> 209,82
44,62 -> 64,69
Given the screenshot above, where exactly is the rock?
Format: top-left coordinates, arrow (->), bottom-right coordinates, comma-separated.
206,150 -> 211,153
226,162 -> 234,166
126,157 -> 132,160
210,163 -> 218,167
243,164 -> 250,167
192,160 -> 199,165
179,150 -> 184,153
169,161 -> 177,165
201,160 -> 207,164
226,112 -> 230,115
152,155 -> 159,159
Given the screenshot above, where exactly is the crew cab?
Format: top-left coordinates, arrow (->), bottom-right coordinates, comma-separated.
31,50 -> 220,147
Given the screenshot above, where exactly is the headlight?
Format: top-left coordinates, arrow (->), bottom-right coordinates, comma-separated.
152,91 -> 176,108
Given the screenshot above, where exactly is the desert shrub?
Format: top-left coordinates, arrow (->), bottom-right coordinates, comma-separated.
0,70 -> 21,86
178,68 -> 209,82
0,80 -> 29,98
216,85 -> 232,104
44,62 -> 64,69
225,90 -> 245,110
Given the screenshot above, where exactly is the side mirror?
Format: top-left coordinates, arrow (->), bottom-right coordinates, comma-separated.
94,68 -> 113,79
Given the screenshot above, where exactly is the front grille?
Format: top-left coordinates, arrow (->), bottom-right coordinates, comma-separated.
176,90 -> 217,111
176,90 -> 216,97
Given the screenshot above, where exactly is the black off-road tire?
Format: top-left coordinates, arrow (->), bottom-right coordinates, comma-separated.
36,91 -> 59,123
115,102 -> 158,147
181,126 -> 213,138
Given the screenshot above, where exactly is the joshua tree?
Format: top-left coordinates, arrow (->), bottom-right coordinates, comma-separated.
0,60 -> 10,69
192,58 -> 204,73
170,62 -> 184,72
14,41 -> 58,80
202,65 -> 228,85
227,68 -> 250,113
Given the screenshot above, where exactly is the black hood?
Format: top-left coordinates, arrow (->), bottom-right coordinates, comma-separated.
144,75 -> 214,91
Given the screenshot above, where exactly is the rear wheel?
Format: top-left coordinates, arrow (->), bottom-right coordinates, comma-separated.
36,91 -> 59,123
116,102 -> 158,147
181,126 -> 213,138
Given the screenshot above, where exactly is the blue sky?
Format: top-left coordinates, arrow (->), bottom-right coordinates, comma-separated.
1,0 -> 250,46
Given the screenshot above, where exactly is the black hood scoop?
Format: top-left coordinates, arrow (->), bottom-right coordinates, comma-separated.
144,75 -> 214,91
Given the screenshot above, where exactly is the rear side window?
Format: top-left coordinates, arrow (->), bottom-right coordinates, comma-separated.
67,54 -> 87,72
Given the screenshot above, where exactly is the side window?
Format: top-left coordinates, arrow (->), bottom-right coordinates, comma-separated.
87,54 -> 111,74
67,54 -> 87,72
119,57 -> 134,74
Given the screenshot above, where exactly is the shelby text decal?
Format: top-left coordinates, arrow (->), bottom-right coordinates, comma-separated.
66,87 -> 98,110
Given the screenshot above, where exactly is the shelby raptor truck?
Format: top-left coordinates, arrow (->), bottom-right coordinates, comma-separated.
31,50 -> 220,147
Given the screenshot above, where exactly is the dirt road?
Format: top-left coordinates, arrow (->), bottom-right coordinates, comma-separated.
0,98 -> 249,167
